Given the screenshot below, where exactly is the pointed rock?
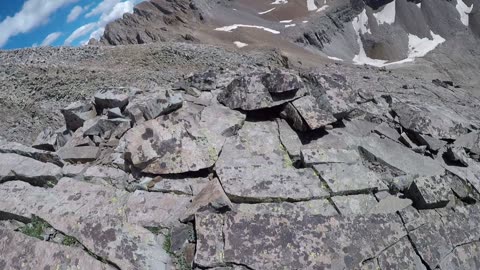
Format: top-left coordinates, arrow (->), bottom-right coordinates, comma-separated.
61,101 -> 97,131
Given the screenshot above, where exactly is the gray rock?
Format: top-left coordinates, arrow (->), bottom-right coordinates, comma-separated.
106,107 -> 123,118
83,116 -> 131,138
331,194 -> 379,215
438,241 -> 480,270
216,165 -> 329,203
32,127 -> 58,151
392,102 -> 470,140
446,146 -> 470,166
377,237 -> 427,270
56,146 -> 100,163
414,133 -> 447,152
0,153 -> 61,186
186,70 -> 217,91
261,68 -> 305,94
0,229 -> 114,270
454,132 -> 480,155
61,164 -> 86,177
181,178 -> 233,222
0,141 -> 63,166
290,96 -> 337,130
195,211 -> 406,269
84,165 -> 133,188
406,175 -> 453,209
217,70 -> 306,111
359,135 -> 444,177
124,105 -> 245,174
301,148 -> 360,166
374,122 -> 400,142
314,163 -> 388,195
0,179 -> 180,269
276,119 -> 302,159
233,200 -> 338,216
369,194 -> 412,214
125,91 -> 183,122
94,88 -> 129,110
61,101 -> 97,131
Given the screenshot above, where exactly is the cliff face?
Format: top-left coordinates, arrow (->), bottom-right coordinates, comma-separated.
96,0 -> 204,45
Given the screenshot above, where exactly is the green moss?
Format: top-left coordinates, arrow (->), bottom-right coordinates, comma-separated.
145,226 -> 166,235
163,231 -> 173,254
62,235 -> 79,246
19,216 -> 50,240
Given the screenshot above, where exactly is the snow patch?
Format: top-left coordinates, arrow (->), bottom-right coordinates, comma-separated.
307,0 -> 318,11
373,0 -> 396,25
327,56 -> 344,61
316,5 -> 329,12
416,3 -> 421,8
280,20 -> 293,23
302,20 -> 309,23
259,8 -> 276,15
272,0 -> 288,5
233,41 -> 248,48
285,24 -> 296,28
215,24 -> 280,34
408,31 -> 446,58
456,0 -> 473,26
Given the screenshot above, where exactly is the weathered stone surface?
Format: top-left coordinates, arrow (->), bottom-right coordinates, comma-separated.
407,175 -> 453,209
332,194 -> 379,215
369,194 -> 412,214
301,148 -> 360,166
374,122 -> 400,142
438,241 -> 480,270
83,116 -> 130,138
233,200 -> 338,216
84,165 -> 133,188
0,179 -> 177,269
0,229 -> 114,270
124,105 -> 245,174
32,127 -> 58,151
0,141 -> 63,166
181,178 -> 232,222
107,107 -> 123,118
94,88 -> 129,110
195,211 -> 406,269
186,70 -> 217,91
392,102 -> 470,140
276,119 -> 302,159
290,96 -> 337,130
359,135 -> 444,177
262,68 -> 305,94
217,70 -> 306,111
125,91 -> 183,121
125,190 -> 190,228
217,165 -> 329,203
377,237 -> 427,270
446,146 -> 470,166
314,163 -> 388,195
455,131 -> 480,155
57,146 -> 100,163
0,153 -> 61,185
61,101 -> 97,131
137,176 -> 209,196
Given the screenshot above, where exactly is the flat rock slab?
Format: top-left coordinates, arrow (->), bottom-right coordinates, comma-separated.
276,119 -> 302,158
0,141 -> 63,166
216,165 -> 329,203
359,135 -> 444,177
331,194 -> 379,215
195,211 -> 406,269
314,163 -> 388,195
407,175 -> 453,209
301,148 -> 360,166
233,200 -> 338,216
61,101 -> 97,131
0,153 -> 61,186
137,176 -> 210,196
0,229 -> 114,270
291,96 -> 337,130
124,105 -> 245,174
392,102 -> 470,140
56,146 -> 100,163
217,70 -> 306,111
0,179 -> 193,269
94,88 -> 129,109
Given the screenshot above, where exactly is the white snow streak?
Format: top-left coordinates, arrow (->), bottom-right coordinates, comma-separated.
259,8 -> 276,15
316,5 -> 329,12
307,0 -> 317,11
280,20 -> 293,23
233,41 -> 248,48
284,24 -> 296,28
408,31 -> 446,58
327,56 -> 344,61
215,24 -> 280,34
271,0 -> 288,5
456,0 -> 473,26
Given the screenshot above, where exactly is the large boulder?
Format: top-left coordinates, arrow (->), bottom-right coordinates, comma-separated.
0,153 -> 62,186
94,88 -> 129,110
61,101 -> 97,131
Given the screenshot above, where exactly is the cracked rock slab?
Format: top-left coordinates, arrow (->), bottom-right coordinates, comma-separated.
331,194 -> 379,215
195,211 -> 406,269
0,153 -> 62,186
0,229 -> 114,270
216,165 -> 329,203
406,175 -> 454,209
314,163 -> 388,195
301,148 -> 361,166
0,179 -> 180,270
124,105 -> 245,174
290,96 -> 337,130
377,236 -> 427,270
233,200 -> 338,216
0,141 -> 63,166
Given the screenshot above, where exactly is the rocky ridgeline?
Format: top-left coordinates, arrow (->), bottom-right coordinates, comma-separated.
2,64 -> 480,269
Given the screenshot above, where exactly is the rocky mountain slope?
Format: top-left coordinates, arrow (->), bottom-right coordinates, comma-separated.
1,0 -> 480,269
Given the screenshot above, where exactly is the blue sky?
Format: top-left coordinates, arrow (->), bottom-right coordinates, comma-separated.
0,0 -> 143,50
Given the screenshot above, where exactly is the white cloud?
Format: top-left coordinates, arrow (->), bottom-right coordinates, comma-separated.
0,0 -> 77,48
67,5 -> 84,23
65,0 -> 143,45
64,23 -> 96,45
41,32 -> 62,46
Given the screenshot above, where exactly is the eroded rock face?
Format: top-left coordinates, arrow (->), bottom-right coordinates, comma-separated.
124,105 -> 245,174
0,153 -> 62,186
0,229 -> 114,270
195,211 -> 407,269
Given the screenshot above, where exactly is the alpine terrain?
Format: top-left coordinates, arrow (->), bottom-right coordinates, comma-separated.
1,0 -> 480,269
